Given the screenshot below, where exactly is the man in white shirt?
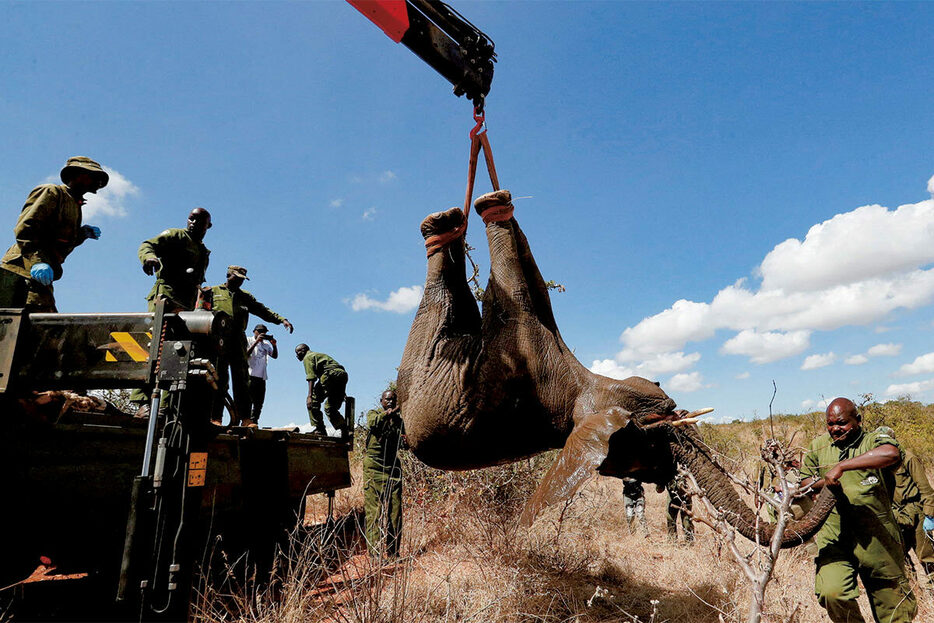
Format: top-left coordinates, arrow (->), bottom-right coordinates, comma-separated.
245,323 -> 278,427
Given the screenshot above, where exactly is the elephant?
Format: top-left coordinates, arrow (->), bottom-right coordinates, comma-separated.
397,189 -> 836,547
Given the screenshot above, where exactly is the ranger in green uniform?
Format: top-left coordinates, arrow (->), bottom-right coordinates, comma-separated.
209,266 -> 294,426
665,475 -> 694,544
294,344 -> 348,438
1,157 -> 107,311
130,208 -> 213,416
877,426 -> 934,585
363,389 -> 405,558
801,398 -> 916,623
138,208 -> 212,311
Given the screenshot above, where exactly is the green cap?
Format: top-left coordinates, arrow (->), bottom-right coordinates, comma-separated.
60,156 -> 109,188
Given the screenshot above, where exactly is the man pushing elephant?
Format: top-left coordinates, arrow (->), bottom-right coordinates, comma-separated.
801,397 -> 915,623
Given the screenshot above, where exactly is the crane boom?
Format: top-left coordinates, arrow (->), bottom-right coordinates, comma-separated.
347,0 -> 496,111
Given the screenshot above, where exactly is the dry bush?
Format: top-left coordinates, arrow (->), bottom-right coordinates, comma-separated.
194,397 -> 934,622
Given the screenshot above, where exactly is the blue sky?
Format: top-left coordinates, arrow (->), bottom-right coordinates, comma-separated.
2,1 -> 933,427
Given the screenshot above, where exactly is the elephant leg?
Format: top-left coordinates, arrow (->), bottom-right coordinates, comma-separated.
417,207 -> 481,337
476,190 -> 558,333
398,208 -> 482,428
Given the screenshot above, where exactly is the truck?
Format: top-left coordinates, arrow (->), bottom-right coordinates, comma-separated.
0,2 -> 496,618
0,297 -> 353,621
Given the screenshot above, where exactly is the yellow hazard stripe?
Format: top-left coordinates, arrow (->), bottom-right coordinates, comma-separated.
110,332 -> 150,362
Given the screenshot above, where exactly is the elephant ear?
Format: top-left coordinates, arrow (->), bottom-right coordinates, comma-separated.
519,407 -> 632,527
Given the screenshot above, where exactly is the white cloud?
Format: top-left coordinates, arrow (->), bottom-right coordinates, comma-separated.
590,359 -> 635,380
613,181 -> 934,365
82,168 -> 139,219
867,343 -> 902,357
801,352 -> 836,370
591,351 -> 702,383
330,198 -> 344,208
379,170 -> 397,183
362,207 -> 377,221
800,398 -> 830,411
735,371 -> 750,380
758,200 -> 934,293
844,354 -> 869,365
720,330 -> 811,364
928,174 -> 934,196
885,378 -> 934,397
619,299 -> 714,356
896,352 -> 934,376
666,371 -> 705,393
349,285 -> 423,313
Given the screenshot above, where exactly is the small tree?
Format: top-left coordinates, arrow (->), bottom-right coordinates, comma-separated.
680,437 -> 811,623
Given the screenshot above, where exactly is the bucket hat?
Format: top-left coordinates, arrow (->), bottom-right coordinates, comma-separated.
60,156 -> 109,187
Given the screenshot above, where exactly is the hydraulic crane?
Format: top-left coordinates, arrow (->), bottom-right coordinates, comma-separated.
347,0 -> 496,112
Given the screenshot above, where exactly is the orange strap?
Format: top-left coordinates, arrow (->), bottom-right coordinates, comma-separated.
426,109 -> 500,257
480,203 -> 513,224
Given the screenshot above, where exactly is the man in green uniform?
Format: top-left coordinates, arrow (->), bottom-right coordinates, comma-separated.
138,207 -> 212,311
801,398 -> 916,623
877,426 -> 934,586
209,266 -> 293,426
622,477 -> 649,537
130,208 -> 212,416
666,475 -> 694,544
363,389 -> 405,558
294,343 -> 348,439
1,157 -> 107,311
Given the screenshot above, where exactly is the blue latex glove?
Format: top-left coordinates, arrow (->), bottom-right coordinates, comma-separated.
30,263 -> 53,286
82,225 -> 101,240
924,516 -> 934,532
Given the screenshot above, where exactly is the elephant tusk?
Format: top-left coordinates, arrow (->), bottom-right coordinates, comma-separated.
672,417 -> 701,427
684,407 -> 714,419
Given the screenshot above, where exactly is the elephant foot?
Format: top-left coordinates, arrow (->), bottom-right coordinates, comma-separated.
422,207 -> 466,257
475,189 -> 514,224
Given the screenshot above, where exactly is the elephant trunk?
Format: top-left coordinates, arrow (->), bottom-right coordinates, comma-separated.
668,427 -> 835,548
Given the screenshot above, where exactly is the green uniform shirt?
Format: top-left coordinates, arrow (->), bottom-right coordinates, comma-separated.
364,408 -> 405,474
801,428 -> 905,579
302,351 -> 344,382
2,184 -> 85,280
892,450 -> 934,527
138,228 -> 210,310
209,284 -> 285,334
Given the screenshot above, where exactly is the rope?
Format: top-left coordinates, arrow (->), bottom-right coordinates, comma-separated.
426,108 -> 501,257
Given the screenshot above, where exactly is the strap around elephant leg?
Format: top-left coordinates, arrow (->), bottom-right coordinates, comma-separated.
424,222 -> 467,257
475,189 -> 514,224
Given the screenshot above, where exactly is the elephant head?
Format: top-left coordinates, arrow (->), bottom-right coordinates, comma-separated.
398,189 -> 834,547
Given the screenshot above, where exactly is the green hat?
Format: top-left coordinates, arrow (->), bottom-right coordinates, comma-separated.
60,156 -> 109,187
227,265 -> 249,280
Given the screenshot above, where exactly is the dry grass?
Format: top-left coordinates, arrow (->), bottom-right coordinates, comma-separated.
194,402 -> 934,622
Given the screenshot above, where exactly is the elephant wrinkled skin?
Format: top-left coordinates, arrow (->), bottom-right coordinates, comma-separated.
398,190 -> 835,547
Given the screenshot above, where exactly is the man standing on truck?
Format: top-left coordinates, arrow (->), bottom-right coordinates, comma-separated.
800,398 -> 916,623
294,344 -> 348,439
1,157 -> 107,311
130,207 -> 213,417
364,389 -> 405,558
209,266 -> 293,426
246,323 -> 277,427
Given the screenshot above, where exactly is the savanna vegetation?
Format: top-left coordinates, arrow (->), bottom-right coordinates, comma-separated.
193,397 -> 934,622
